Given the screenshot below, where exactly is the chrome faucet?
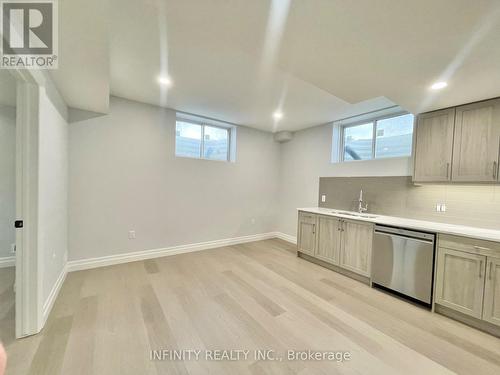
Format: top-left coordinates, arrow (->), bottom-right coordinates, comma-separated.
358,189 -> 368,213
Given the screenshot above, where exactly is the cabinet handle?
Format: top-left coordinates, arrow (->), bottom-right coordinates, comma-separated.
312,224 -> 315,235
490,262 -> 495,280
341,220 -> 345,232
479,260 -> 483,278
446,162 -> 450,179
494,161 -> 498,180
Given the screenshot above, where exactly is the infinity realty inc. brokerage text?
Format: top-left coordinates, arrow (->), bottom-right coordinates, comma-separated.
151,349 -> 352,362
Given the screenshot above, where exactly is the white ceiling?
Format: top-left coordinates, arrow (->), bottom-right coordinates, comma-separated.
49,0 -> 109,113
54,0 -> 500,132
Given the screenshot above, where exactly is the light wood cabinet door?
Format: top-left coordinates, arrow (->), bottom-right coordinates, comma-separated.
452,99 -> 500,182
483,257 -> 500,327
435,248 -> 486,318
339,220 -> 373,276
297,212 -> 317,255
314,216 -> 342,265
413,108 -> 455,182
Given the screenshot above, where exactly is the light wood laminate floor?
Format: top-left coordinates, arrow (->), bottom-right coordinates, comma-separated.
4,239 -> 500,374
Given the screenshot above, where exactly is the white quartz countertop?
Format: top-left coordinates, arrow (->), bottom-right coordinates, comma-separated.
298,207 -> 500,243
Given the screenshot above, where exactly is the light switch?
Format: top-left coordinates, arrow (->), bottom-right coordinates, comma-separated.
128,230 -> 136,239
441,204 -> 447,212
321,194 -> 326,203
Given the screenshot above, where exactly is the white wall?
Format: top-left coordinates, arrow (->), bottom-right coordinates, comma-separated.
277,122 -> 412,237
68,98 -> 412,258
0,105 -> 16,259
68,97 -> 280,261
38,86 -> 68,303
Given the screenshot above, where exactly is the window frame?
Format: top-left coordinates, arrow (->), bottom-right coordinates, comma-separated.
175,118 -> 232,162
339,111 -> 414,162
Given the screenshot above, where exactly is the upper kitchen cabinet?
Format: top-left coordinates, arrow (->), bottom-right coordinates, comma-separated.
452,99 -> 500,182
413,97 -> 500,183
413,108 -> 455,182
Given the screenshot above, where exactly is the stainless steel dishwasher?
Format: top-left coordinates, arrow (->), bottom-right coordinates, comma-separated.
372,225 -> 435,305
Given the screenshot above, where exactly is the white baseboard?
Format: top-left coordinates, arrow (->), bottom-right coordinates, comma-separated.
67,232 -> 280,272
0,256 -> 15,268
274,232 -> 297,244
42,264 -> 67,325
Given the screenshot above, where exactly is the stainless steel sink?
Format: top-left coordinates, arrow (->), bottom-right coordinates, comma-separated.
356,214 -> 378,218
331,210 -> 378,219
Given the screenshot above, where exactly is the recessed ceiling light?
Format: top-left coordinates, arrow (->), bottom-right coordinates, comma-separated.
430,81 -> 447,90
273,111 -> 283,120
158,76 -> 173,86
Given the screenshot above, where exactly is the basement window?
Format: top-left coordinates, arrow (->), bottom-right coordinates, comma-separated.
175,117 -> 235,162
339,113 -> 414,162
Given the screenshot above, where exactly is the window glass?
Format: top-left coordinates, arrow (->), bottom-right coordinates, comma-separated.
375,114 -> 414,158
203,126 -> 229,161
175,121 -> 202,158
175,121 -> 231,161
343,123 -> 374,161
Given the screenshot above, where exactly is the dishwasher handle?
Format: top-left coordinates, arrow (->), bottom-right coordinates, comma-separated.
374,228 -> 435,244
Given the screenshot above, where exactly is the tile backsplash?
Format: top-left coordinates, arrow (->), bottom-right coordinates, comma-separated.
318,176 -> 500,230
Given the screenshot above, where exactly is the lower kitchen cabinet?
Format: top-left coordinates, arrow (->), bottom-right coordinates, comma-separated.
297,212 -> 373,278
483,257 -> 500,326
297,212 -> 317,255
314,215 -> 341,265
435,248 -> 486,318
340,219 -> 373,277
435,235 -> 500,330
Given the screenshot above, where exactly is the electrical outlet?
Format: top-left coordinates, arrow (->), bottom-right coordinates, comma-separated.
10,243 -> 16,254
128,230 -> 136,239
321,194 -> 326,203
436,203 -> 447,212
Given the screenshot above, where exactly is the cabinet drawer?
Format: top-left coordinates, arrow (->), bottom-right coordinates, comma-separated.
438,234 -> 500,258
298,211 -> 317,224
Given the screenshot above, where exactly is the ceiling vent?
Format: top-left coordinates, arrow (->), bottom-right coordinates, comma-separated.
274,131 -> 294,143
